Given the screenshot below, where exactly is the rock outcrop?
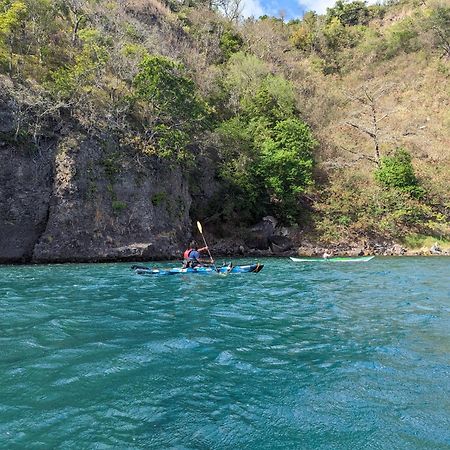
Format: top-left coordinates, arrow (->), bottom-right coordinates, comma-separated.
32,134 -> 191,262
0,87 -> 192,263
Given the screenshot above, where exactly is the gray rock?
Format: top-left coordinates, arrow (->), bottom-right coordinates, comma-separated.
392,244 -> 406,255
245,216 -> 278,250
269,235 -> 292,253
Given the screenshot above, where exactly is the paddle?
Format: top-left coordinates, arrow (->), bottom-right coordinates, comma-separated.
196,221 -> 218,272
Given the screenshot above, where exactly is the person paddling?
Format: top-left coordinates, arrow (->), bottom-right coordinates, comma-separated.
183,241 -> 212,268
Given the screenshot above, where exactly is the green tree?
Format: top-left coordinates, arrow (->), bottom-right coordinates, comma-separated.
384,17 -> 419,59
50,28 -> 109,98
0,0 -> 27,70
132,54 -> 210,159
289,11 -> 319,52
242,75 -> 296,127
258,118 -> 316,221
217,71 -> 316,223
326,0 -> 370,26
426,5 -> 450,58
223,52 -> 270,112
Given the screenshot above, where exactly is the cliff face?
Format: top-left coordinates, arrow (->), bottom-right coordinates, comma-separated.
0,146 -> 53,263
0,99 -> 192,264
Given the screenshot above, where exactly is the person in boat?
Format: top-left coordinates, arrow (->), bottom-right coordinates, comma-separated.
182,241 -> 212,268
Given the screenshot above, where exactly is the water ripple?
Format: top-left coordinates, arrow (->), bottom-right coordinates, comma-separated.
0,258 -> 449,448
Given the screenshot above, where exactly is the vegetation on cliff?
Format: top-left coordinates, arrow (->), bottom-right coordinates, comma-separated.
0,0 -> 449,249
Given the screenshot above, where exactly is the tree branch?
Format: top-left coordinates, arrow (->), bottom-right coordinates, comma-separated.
345,121 -> 376,138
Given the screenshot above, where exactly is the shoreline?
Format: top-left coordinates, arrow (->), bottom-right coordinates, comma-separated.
1,251 -> 449,266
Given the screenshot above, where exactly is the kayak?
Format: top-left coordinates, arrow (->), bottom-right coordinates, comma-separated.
290,256 -> 374,263
132,263 -> 264,276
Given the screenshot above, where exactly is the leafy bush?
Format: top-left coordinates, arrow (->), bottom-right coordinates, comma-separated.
383,17 -> 419,58
375,148 -> 424,198
50,28 -> 109,98
289,11 -> 319,52
112,200 -> 127,213
219,29 -> 243,61
426,5 -> 450,58
151,192 -> 167,206
241,75 -> 296,127
315,174 -> 433,242
223,52 -> 270,106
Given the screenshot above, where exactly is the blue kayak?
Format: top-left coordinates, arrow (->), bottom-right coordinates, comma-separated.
132,263 -> 264,276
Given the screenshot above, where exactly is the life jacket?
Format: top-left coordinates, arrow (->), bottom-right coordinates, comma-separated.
183,248 -> 195,260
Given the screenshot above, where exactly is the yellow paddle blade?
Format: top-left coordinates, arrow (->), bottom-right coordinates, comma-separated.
196,221 -> 203,234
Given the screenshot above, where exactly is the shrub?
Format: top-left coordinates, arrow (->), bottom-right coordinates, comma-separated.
384,17 -> 419,58
112,200 -> 127,213
426,5 -> 450,58
0,0 -> 27,69
50,28 -> 109,98
241,75 -> 296,127
151,192 -> 167,206
216,80 -> 316,224
219,29 -> 243,61
374,148 -> 424,198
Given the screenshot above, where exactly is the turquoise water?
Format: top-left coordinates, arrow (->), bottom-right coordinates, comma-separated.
0,257 -> 449,449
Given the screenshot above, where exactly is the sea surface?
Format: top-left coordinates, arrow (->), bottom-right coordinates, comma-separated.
0,257 -> 449,449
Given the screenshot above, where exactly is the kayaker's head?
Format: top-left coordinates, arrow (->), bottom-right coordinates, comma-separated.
189,240 -> 198,250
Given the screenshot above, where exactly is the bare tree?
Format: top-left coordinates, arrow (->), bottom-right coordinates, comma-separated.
216,0 -> 244,23
343,83 -> 396,165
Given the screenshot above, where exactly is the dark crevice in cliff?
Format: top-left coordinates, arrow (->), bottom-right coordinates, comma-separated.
30,146 -> 56,264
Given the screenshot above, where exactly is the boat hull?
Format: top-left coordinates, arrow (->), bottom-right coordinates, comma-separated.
290,256 -> 374,263
132,263 -> 264,276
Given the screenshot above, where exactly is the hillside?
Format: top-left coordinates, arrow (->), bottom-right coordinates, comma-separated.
0,0 -> 449,262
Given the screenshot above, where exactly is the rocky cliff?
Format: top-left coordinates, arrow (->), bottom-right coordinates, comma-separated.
0,92 -> 192,263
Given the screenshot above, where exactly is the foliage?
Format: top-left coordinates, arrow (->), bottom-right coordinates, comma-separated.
241,75 -> 296,126
133,55 -> 208,125
132,54 -> 211,160
0,0 -> 447,242
50,28 -> 109,99
0,0 -> 27,68
375,148 -> 424,198
219,29 -> 243,61
426,5 -> 450,58
151,192 -> 167,206
258,118 -> 315,221
402,233 -> 450,250
289,11 -> 319,52
326,0 -> 370,26
0,0 -> 26,35
314,176 -> 435,243
223,52 -> 270,109
383,17 -> 419,59
112,200 -> 127,213
216,71 -> 316,223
